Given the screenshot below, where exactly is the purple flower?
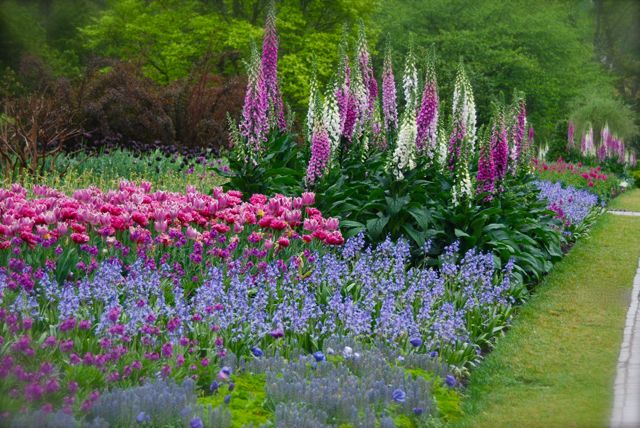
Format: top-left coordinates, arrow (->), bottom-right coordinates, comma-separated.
415,60 -> 438,155
392,388 -> 406,403
382,45 -> 398,131
313,351 -> 325,362
357,23 -> 378,123
492,117 -> 509,181
136,411 -> 149,424
190,417 -> 204,428
210,381 -> 219,393
251,347 -> 263,357
269,326 -> 284,338
477,131 -> 496,199
261,3 -> 286,131
240,49 -> 269,156
306,125 -> 331,185
224,394 -> 231,404
445,374 -> 457,387
409,337 -> 423,347
413,407 -> 424,416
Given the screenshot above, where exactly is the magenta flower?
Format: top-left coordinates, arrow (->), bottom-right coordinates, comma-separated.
357,23 -> 378,123
416,60 -> 438,155
477,133 -> 496,200
239,51 -> 269,156
261,3 -> 286,131
336,59 -> 357,143
306,125 -> 331,186
492,118 -> 509,181
382,45 -> 398,131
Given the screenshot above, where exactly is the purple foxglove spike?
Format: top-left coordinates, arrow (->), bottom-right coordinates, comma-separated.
492,119 -> 509,180
416,77 -> 439,155
382,49 -> 398,131
306,125 -> 331,185
261,3 -> 286,132
240,55 -> 269,155
477,136 -> 496,200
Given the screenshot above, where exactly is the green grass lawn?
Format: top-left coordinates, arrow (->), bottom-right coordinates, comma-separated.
455,213 -> 640,428
609,188 -> 640,212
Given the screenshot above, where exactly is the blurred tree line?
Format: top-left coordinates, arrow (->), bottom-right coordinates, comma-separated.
0,0 -> 637,147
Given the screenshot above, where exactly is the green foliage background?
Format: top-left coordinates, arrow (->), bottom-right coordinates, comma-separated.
0,0 -> 637,145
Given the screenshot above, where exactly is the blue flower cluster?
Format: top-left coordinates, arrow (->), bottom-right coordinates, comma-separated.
535,180 -> 599,227
3,233 -> 519,368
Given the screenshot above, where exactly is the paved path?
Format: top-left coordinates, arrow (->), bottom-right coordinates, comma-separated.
611,257 -> 640,427
609,210 -> 640,217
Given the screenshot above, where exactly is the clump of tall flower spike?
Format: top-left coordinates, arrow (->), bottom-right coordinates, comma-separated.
306,93 -> 331,186
234,1 -> 286,163
448,63 -> 475,206
381,41 -> 398,133
391,44 -> 419,179
492,111 -> 509,185
238,45 -> 269,162
451,61 -> 477,152
415,51 -> 439,162
509,95 -> 526,174
261,0 -> 286,132
476,129 -> 496,200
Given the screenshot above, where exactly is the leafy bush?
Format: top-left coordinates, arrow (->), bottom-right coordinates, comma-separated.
79,61 -> 175,145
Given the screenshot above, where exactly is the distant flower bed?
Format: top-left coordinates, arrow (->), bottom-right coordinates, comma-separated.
533,158 -> 623,201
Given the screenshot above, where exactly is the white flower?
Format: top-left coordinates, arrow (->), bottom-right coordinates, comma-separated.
402,50 -> 418,111
323,87 -> 341,158
391,110 -> 417,179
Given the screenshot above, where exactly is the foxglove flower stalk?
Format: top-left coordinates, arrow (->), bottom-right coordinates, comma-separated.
392,110 -> 417,179
323,84 -> 342,157
452,63 -> 477,152
371,103 -> 386,149
336,58 -> 357,143
415,57 -> 439,158
239,50 -> 269,159
306,120 -> 331,186
509,99 -> 526,173
492,118 -> 509,181
448,116 -> 472,206
350,60 -> 369,140
597,142 -> 607,162
567,121 -> 575,150
476,134 -> 496,200
447,114 -> 466,172
601,123 -> 610,149
306,68 -> 320,142
581,125 -> 595,157
402,46 -> 419,112
382,44 -> 398,132
357,22 -> 378,124
261,2 -> 286,131
452,165 -> 472,207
